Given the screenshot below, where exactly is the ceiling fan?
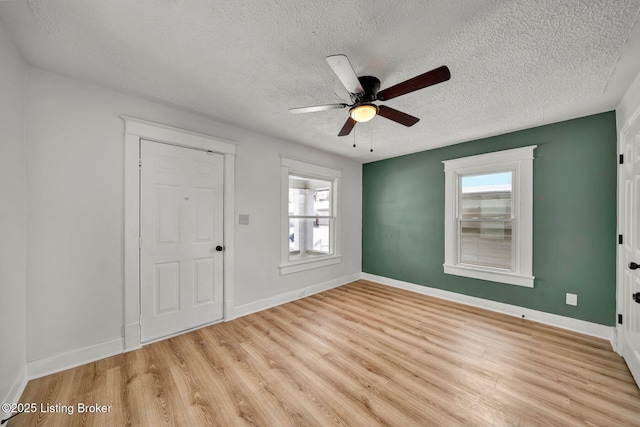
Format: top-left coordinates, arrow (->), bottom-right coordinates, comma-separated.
289,54 -> 450,137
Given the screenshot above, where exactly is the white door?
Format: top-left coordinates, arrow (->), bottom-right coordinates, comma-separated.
140,139 -> 224,342
619,114 -> 640,386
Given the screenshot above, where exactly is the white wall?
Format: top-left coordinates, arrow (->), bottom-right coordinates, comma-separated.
0,23 -> 28,410
24,67 -> 362,371
233,126 -> 362,308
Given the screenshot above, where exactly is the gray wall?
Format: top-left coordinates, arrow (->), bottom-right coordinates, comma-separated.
0,24 -> 27,407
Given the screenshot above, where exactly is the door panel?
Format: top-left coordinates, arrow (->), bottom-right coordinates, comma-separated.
195,188 -> 215,241
140,140 -> 224,343
156,262 -> 180,313
194,257 -> 215,305
157,184 -> 180,244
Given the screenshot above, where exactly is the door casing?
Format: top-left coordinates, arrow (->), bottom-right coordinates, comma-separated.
122,116 -> 236,351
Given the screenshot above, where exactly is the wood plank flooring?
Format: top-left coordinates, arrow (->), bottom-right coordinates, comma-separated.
10,280 -> 640,426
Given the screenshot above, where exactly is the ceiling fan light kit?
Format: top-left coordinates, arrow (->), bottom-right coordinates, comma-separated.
349,104 -> 378,122
289,54 -> 450,137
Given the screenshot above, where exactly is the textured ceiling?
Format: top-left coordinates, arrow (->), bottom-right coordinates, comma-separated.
1,0 -> 640,162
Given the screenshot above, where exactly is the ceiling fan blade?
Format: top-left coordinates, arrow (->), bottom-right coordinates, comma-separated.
377,105 -> 420,127
338,117 -> 357,136
289,103 -> 349,114
326,54 -> 364,95
377,66 -> 450,101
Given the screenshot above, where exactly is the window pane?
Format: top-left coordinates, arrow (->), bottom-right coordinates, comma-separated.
460,220 -> 512,269
289,218 -> 332,258
289,175 -> 331,216
461,172 -> 512,219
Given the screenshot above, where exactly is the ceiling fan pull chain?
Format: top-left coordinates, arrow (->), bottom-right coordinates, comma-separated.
353,126 -> 356,148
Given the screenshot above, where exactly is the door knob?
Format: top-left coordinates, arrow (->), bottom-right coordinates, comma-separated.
630,262 -> 640,270
215,245 -> 224,252
634,293 -> 640,304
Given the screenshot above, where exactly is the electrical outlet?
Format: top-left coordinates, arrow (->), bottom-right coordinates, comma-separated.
566,293 -> 578,306
239,214 -> 250,225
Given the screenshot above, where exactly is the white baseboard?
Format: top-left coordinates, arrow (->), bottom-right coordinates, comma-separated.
361,273 -> 614,342
1,365 -> 27,421
610,327 -> 619,354
9,271 -> 617,399
234,272 -> 361,319
123,322 -> 141,352
27,338 -> 123,380
224,299 -> 235,321
23,273 -> 358,380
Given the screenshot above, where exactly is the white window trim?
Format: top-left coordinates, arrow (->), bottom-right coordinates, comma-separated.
280,157 -> 342,275
442,146 -> 536,287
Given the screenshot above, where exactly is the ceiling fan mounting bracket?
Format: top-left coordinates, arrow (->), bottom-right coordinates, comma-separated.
352,76 -> 380,103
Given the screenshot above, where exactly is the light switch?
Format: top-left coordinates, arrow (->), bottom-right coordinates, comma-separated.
239,214 -> 250,225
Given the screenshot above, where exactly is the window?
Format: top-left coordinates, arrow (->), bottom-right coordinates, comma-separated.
459,172 -> 513,270
442,146 -> 536,287
280,157 -> 341,275
288,176 -> 332,257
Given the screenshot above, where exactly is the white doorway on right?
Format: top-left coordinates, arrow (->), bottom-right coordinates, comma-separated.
617,111 -> 640,388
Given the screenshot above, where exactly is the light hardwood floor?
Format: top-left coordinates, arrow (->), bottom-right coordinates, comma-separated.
10,280 -> 640,426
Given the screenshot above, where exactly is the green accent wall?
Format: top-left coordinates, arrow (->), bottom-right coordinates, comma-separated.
362,111 -> 617,326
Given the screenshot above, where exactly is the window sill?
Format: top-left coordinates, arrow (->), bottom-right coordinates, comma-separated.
443,263 -> 534,288
279,254 -> 342,275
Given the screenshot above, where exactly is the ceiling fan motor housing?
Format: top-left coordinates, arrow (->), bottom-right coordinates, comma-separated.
352,76 -> 380,103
